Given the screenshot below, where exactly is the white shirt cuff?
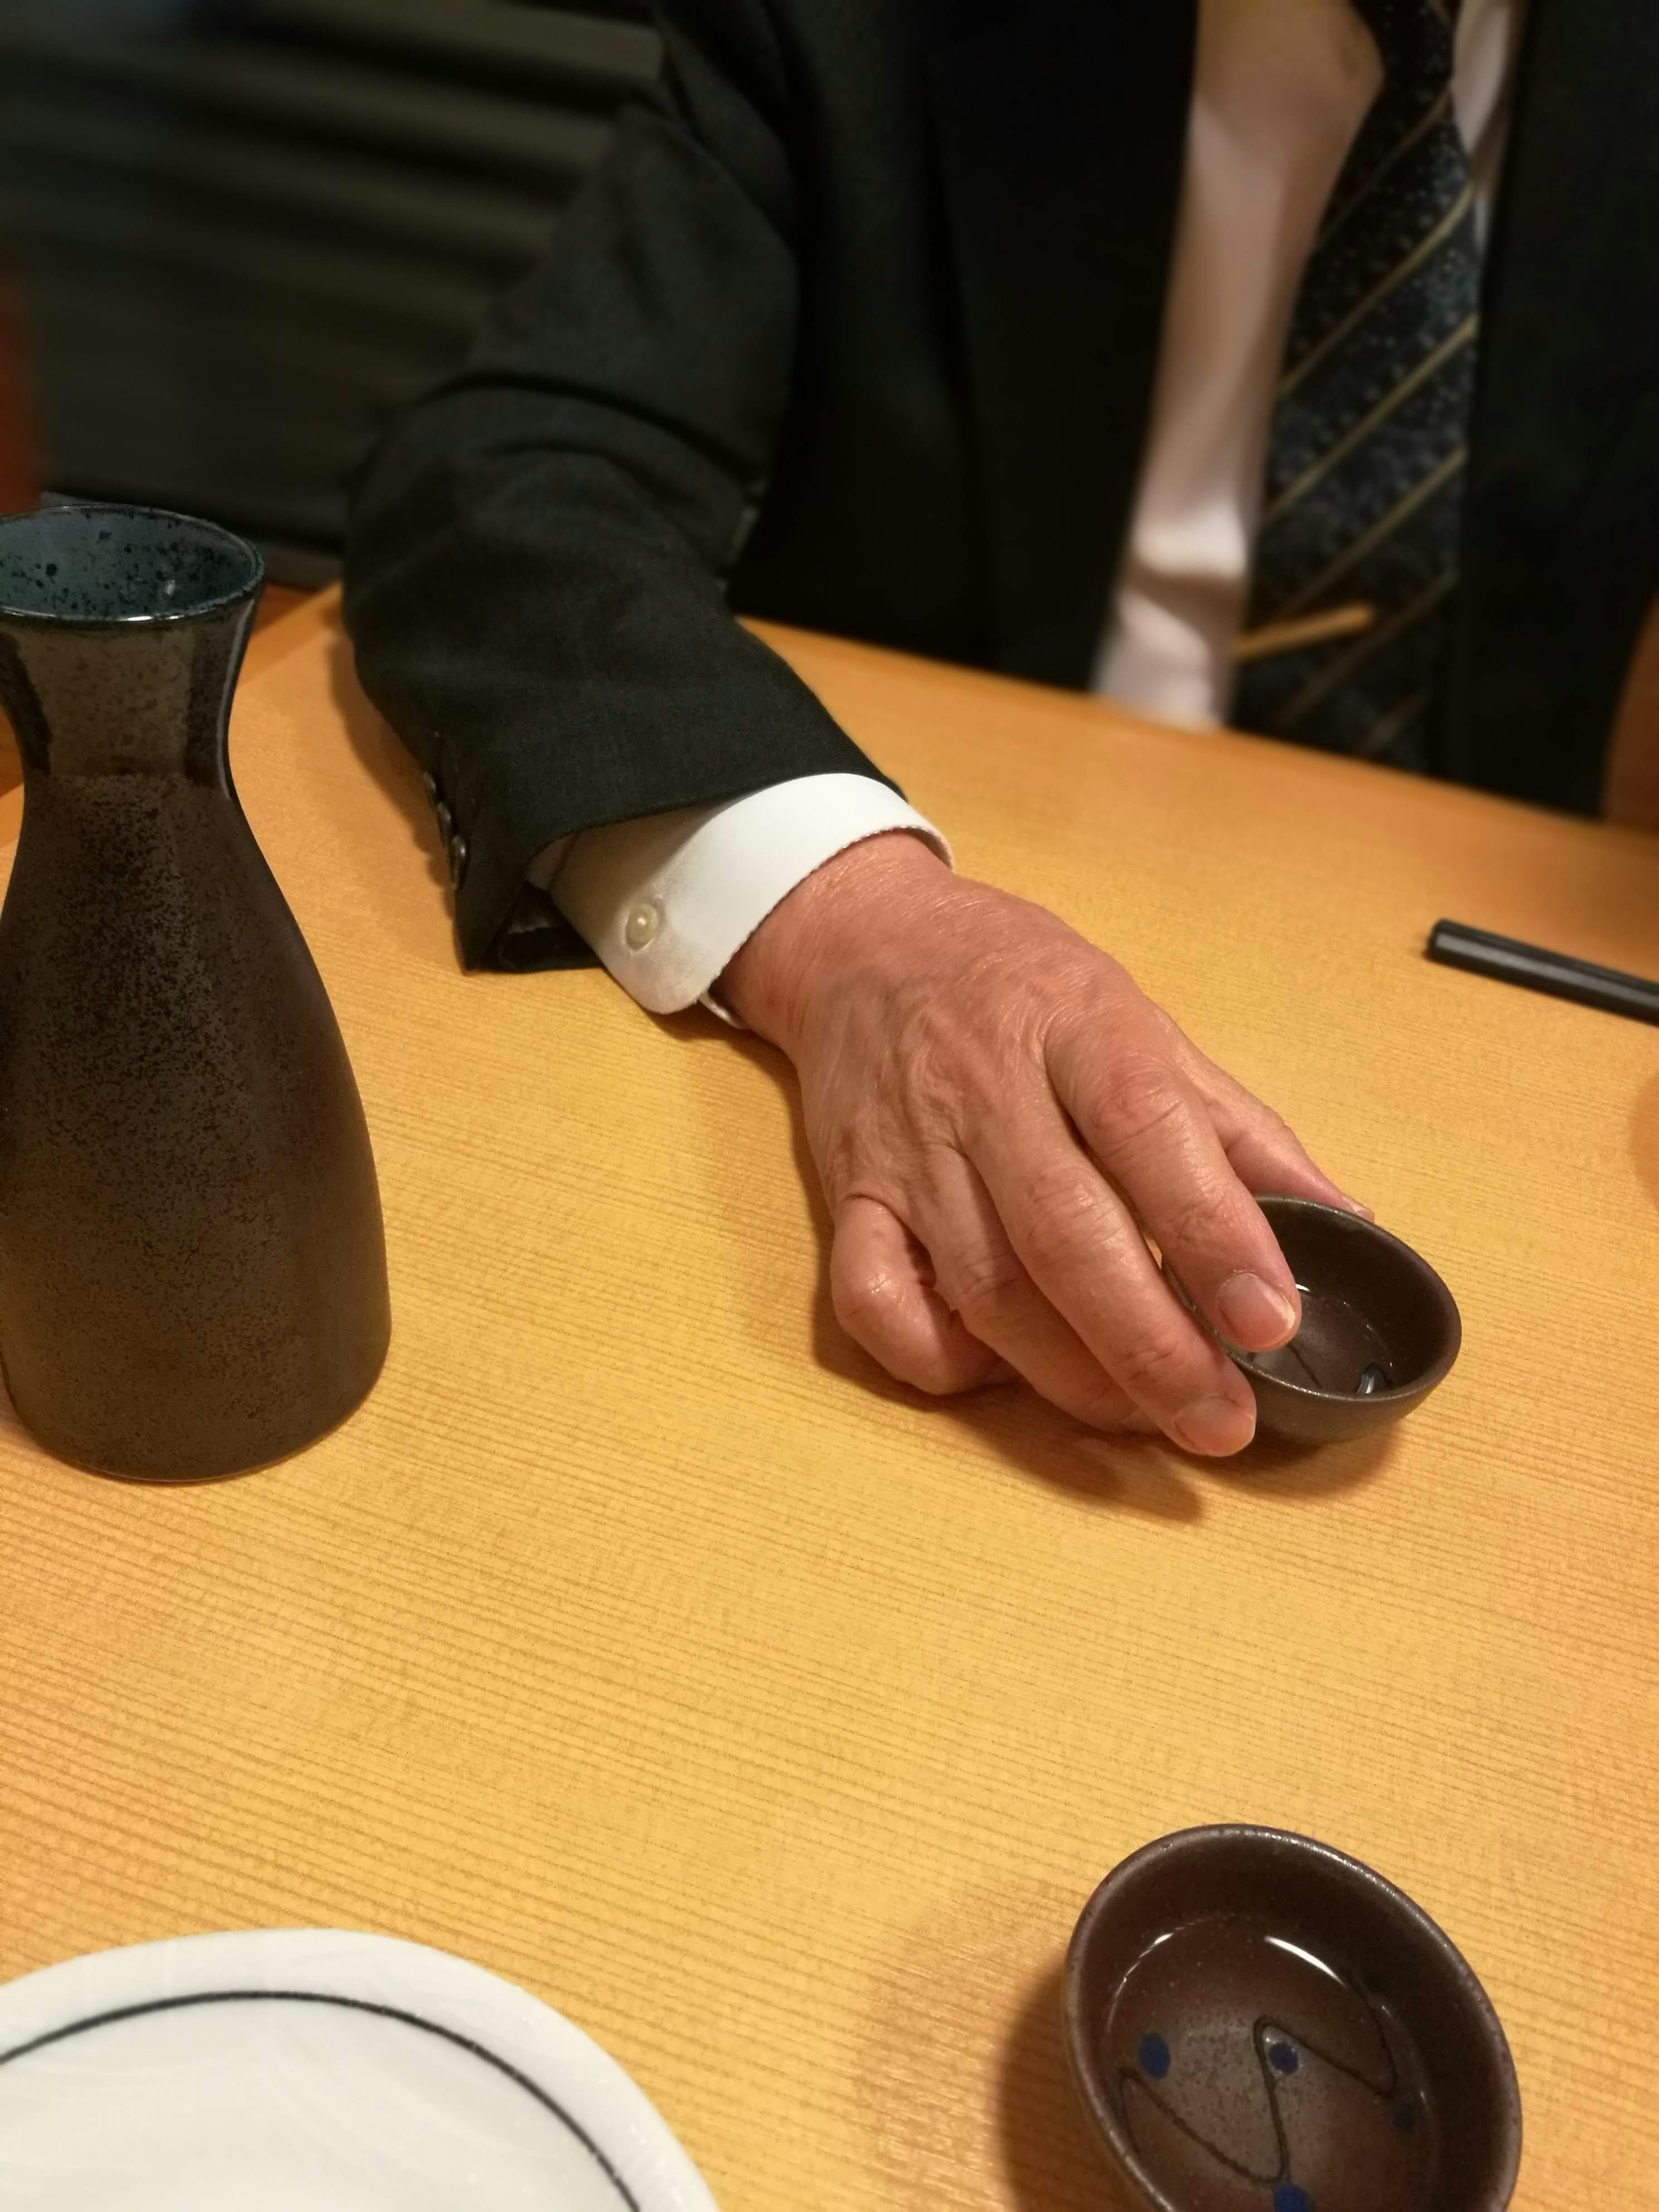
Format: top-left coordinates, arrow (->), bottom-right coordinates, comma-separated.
539,772 -> 951,1020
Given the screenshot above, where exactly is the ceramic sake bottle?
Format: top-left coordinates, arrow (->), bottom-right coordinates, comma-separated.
0,504 -> 389,1478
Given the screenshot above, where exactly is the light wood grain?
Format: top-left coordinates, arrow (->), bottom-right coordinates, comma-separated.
249,579 -> 313,642
1,605 -> 1657,2208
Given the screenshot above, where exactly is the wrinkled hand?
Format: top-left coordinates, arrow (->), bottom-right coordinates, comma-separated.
720,833 -> 1363,1455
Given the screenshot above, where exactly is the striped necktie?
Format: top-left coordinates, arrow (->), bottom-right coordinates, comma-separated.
1234,0 -> 1480,769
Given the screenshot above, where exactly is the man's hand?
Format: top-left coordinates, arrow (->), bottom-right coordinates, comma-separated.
720,833 -> 1363,1455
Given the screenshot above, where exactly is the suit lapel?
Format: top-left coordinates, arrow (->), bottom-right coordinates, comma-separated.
925,0 -> 1197,686
1445,0 -> 1659,809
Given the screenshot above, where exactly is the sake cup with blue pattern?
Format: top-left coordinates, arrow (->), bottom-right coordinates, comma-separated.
1064,1825 -> 1520,2212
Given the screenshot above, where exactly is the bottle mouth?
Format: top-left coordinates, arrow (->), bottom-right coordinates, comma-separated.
0,504 -> 265,626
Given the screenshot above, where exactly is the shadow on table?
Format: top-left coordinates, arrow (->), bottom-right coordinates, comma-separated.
706,1027 -> 1394,1516
1631,1071 -> 1659,1216
326,633 -> 454,954
1208,1423 -> 1395,1499
1000,1964 -> 1136,2212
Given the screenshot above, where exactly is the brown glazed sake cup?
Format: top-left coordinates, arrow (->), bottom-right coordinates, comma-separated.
1065,1826 -> 1521,2212
1183,1197 -> 1462,1445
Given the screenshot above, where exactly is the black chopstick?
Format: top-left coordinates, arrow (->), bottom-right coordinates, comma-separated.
1426,919 -> 1659,1026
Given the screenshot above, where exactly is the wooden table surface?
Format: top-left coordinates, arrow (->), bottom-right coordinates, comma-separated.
1,594 -> 1656,2207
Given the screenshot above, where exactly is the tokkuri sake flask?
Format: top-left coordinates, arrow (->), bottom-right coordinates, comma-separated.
0,504 -> 390,1478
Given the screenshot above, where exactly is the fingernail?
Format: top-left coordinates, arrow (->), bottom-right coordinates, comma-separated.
1216,1271 -> 1298,1350
1173,1392 -> 1256,1456
1339,1192 -> 1376,1220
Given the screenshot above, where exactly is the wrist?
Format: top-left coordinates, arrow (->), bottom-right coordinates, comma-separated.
719,830 -> 950,1049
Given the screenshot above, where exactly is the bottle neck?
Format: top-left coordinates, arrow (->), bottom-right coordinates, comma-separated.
0,598 -> 254,785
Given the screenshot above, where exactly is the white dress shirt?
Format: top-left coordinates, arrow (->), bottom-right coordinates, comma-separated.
549,0 -> 1522,1017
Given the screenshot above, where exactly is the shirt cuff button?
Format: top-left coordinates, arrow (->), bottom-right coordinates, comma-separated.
624,899 -> 662,951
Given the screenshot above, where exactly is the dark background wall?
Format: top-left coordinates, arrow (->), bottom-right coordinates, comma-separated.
0,0 -> 661,582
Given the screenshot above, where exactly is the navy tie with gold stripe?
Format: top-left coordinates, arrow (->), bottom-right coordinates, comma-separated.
1234,0 -> 1480,769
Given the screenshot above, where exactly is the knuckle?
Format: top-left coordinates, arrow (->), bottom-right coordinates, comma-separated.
1247,1098 -> 1297,1148
1113,1325 -> 1198,1405
1071,1376 -> 1136,1430
936,1242 -> 1027,1328
1273,1117 -> 1313,1164
1093,1053 -> 1188,1155
830,1263 -> 893,1344
830,1255 -> 982,1398
1159,1182 -> 1240,1258
1017,1165 -> 1115,1278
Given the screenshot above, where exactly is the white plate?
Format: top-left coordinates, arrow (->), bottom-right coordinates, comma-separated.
0,1928 -> 720,2210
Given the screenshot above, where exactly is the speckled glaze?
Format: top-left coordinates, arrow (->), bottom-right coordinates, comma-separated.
0,505 -> 390,1478
1066,1827 -> 1522,2212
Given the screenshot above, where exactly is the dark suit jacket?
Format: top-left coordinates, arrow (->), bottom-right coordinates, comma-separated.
343,0 -> 1659,973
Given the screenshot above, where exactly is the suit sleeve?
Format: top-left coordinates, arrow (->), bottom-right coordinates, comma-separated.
341,0 -> 889,971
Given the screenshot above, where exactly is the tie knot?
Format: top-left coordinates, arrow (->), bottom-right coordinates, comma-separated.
1349,0 -> 1461,96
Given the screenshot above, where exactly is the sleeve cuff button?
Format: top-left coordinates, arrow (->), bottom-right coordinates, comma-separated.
624,899 -> 662,951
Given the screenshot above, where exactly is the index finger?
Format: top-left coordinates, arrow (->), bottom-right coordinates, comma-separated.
1046,1023 -> 1306,1359
969,1101 -> 1258,1454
